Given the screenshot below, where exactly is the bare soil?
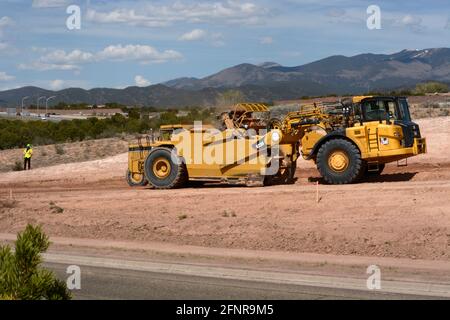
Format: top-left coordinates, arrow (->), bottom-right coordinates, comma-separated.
0,117 -> 449,261
0,137 -> 129,173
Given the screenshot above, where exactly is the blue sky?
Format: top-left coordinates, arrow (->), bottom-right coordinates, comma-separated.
1,0 -> 450,90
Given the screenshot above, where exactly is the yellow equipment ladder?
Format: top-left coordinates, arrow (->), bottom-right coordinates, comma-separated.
368,128 -> 379,151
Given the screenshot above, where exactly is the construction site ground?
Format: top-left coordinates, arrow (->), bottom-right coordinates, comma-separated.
0,117 -> 449,264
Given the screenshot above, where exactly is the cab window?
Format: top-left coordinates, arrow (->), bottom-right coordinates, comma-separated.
362,100 -> 387,121
398,98 -> 412,122
362,99 -> 399,122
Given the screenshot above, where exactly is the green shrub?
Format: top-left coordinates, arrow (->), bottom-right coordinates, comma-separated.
55,144 -> 65,155
0,224 -> 72,300
12,161 -> 23,171
414,82 -> 449,94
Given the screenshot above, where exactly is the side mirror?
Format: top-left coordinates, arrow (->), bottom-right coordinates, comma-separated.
385,113 -> 391,125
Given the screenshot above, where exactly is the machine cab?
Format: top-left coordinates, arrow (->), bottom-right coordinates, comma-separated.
355,96 -> 421,148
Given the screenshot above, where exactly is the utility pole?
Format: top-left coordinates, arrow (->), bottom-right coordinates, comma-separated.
21,96 -> 29,115
45,96 -> 56,117
37,96 -> 46,117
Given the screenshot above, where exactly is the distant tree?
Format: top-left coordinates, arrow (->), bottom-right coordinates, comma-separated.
414,82 -> 449,94
159,111 -> 179,125
0,225 -> 72,300
105,102 -> 126,109
127,108 -> 141,120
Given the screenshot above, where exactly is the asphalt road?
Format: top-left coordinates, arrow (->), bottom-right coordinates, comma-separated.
45,262 -> 435,300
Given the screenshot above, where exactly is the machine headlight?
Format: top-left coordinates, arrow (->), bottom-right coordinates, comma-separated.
271,131 -> 280,142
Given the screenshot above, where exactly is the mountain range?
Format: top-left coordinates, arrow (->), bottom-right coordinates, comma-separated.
2,48 -> 450,108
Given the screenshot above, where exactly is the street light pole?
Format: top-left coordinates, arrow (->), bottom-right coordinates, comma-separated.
21,96 -> 29,115
37,96 -> 46,117
45,96 -> 56,116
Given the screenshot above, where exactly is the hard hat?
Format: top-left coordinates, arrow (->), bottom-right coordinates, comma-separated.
26,144 -> 31,147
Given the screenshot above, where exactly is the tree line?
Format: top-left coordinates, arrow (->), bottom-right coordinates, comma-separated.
0,108 -> 214,150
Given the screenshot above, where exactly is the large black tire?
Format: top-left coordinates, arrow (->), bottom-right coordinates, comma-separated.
126,170 -> 148,187
144,147 -> 187,189
316,139 -> 363,184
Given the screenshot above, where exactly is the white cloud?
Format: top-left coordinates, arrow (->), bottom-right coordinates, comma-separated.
86,9 -> 170,28
32,0 -> 69,8
179,30 -> 226,46
97,44 -> 182,63
260,36 -> 273,45
19,61 -> 80,71
41,49 -> 95,64
46,79 -> 88,90
401,15 -> 422,26
398,14 -> 424,32
179,29 -> 207,41
86,1 -> 269,27
134,75 -> 151,87
0,16 -> 13,28
19,44 -> 183,71
0,16 -> 14,38
49,79 -> 65,90
0,71 -> 14,81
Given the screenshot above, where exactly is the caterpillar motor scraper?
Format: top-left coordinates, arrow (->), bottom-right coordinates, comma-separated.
127,96 -> 426,188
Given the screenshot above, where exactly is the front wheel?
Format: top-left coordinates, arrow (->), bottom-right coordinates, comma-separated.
126,170 -> 148,187
144,147 -> 187,189
316,139 -> 363,184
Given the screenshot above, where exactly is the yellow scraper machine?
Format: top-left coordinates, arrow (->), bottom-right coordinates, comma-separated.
127,97 -> 426,188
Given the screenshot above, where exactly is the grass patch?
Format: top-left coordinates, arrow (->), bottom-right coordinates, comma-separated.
221,210 -> 236,218
55,144 -> 65,155
12,161 -> 23,171
49,202 -> 64,214
0,199 -> 18,209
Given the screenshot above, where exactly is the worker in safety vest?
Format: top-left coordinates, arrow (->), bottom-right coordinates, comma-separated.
23,144 -> 33,170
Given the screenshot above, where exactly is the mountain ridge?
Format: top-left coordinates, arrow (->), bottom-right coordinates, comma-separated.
1,48 -> 450,108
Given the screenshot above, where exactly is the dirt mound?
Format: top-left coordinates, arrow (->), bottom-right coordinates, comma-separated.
0,137 -> 129,173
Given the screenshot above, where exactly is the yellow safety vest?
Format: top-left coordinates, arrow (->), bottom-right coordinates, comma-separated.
23,148 -> 33,159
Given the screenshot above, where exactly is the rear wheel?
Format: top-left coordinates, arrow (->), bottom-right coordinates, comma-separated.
316,139 -> 363,184
144,147 -> 187,189
126,170 -> 148,187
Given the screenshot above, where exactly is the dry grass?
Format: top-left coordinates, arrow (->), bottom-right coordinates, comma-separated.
49,201 -> 64,214
0,199 -> 18,209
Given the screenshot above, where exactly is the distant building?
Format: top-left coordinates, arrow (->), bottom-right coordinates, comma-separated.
176,111 -> 189,117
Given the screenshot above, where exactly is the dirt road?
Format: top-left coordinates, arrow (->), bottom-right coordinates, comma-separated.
1,117 -> 449,261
